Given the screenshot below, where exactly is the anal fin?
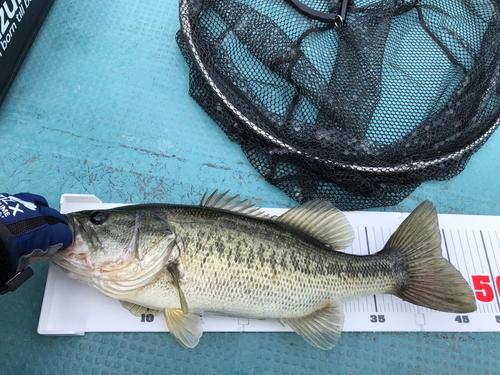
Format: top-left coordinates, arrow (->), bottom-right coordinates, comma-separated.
120,300 -> 161,317
284,301 -> 344,350
164,308 -> 203,349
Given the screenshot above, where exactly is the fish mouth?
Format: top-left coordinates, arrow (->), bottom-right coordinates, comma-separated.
52,214 -> 109,287
62,214 -> 76,249
50,246 -> 95,285
51,246 -> 171,299
61,213 -> 93,254
52,213 -> 174,299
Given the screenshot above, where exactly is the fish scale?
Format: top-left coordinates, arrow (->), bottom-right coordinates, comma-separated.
51,191 -> 476,350
174,210 -> 399,308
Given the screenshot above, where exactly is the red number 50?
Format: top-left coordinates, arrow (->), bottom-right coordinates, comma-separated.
471,275 -> 496,302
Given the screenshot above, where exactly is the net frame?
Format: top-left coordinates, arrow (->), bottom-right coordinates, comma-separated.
177,0 -> 500,209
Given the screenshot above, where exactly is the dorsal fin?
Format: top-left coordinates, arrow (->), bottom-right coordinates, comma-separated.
274,200 -> 354,250
201,190 -> 353,250
200,189 -> 270,219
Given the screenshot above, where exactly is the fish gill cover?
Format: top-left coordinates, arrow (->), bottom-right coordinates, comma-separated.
176,0 -> 500,210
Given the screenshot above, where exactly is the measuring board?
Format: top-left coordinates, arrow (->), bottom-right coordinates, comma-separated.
38,194 -> 500,336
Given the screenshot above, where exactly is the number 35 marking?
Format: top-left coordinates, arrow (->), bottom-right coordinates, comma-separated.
370,315 -> 385,323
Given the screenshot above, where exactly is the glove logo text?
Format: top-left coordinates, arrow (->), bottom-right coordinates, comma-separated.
0,194 -> 37,218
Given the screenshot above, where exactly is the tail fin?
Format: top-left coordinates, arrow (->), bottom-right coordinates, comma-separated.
385,201 -> 476,313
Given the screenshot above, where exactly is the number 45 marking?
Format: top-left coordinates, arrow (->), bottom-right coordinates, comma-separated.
455,315 -> 469,323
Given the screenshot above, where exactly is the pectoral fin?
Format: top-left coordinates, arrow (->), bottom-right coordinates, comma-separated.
164,308 -> 203,349
119,301 -> 160,317
284,301 -> 344,350
167,262 -> 189,314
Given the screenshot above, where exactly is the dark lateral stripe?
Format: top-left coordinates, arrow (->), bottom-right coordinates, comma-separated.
6,216 -> 47,236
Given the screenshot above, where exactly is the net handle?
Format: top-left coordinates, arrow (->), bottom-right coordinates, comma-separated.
287,0 -> 348,26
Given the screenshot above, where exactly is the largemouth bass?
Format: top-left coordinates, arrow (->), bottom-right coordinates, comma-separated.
51,191 -> 476,350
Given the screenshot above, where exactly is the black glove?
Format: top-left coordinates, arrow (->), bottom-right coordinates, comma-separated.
0,193 -> 72,294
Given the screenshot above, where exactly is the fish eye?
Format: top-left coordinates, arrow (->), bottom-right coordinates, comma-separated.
89,211 -> 108,225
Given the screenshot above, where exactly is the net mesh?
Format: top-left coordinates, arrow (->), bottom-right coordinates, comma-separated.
176,0 -> 500,210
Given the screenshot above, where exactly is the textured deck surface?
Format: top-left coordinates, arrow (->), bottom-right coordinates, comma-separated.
0,0 -> 499,374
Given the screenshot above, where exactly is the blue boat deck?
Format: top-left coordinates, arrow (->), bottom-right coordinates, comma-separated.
0,1 -> 499,374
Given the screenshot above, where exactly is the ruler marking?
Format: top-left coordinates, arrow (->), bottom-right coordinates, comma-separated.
494,232 -> 500,313
490,231 -> 500,274
465,231 -> 478,274
442,229 -> 451,262
457,231 -> 471,280
374,227 -> 379,249
496,231 -> 500,260
380,227 -> 385,248
380,228 -> 390,313
480,230 -> 500,312
487,232 -> 500,312
355,227 -> 361,256
448,228 -> 472,288
357,221 -> 500,327
365,227 -> 378,313
371,227 -> 379,253
473,231 -> 485,271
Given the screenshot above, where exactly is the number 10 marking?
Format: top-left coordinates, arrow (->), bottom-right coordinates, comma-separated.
141,314 -> 154,322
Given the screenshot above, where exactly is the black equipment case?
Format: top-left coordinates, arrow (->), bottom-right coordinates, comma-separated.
0,0 -> 55,107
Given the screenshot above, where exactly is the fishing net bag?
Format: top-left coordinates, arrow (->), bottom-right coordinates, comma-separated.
176,0 -> 500,210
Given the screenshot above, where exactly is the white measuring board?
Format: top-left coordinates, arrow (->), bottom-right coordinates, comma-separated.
38,194 -> 500,336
